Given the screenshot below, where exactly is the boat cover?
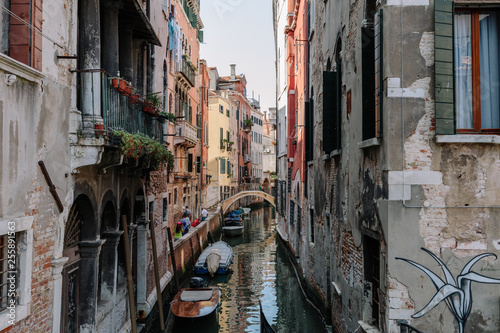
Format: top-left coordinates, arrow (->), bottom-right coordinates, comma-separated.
207,253 -> 221,275
180,290 -> 213,302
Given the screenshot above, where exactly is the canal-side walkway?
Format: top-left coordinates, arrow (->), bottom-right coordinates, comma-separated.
139,205 -> 223,332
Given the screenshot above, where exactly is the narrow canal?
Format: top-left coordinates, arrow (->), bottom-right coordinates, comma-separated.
170,206 -> 328,333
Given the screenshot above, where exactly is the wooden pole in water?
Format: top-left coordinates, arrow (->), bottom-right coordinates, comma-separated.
121,215 -> 138,333
149,213 -> 165,330
167,227 -> 179,289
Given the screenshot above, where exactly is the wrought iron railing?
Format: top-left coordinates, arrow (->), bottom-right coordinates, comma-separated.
176,58 -> 196,87
77,70 -> 163,141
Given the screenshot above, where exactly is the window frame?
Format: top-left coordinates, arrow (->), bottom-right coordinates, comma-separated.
0,216 -> 33,331
455,7 -> 500,134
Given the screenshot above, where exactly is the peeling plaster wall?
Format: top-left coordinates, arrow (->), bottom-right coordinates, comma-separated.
285,0 -> 500,332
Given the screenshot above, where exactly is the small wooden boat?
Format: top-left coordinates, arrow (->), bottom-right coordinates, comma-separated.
194,241 -> 234,275
223,217 -> 244,236
260,302 -> 276,333
223,225 -> 244,237
170,287 -> 220,319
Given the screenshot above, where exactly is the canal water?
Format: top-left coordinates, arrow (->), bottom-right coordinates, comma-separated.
171,206 -> 328,333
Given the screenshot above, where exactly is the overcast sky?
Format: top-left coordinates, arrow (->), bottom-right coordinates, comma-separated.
200,0 -> 276,113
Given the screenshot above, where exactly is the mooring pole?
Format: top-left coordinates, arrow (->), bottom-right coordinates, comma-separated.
149,213 -> 165,330
121,215 -> 138,333
166,227 -> 179,289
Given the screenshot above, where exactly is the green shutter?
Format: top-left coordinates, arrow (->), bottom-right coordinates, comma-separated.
374,9 -> 383,138
220,128 -> 223,149
323,71 -> 340,153
220,158 -> 225,174
362,27 -> 376,140
435,0 -> 455,134
305,101 -> 311,161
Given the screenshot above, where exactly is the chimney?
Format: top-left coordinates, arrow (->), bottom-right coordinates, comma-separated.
230,64 -> 236,80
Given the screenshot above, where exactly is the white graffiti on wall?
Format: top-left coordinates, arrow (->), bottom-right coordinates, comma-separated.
396,248 -> 500,333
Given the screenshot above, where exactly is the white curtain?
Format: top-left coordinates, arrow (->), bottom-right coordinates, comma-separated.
479,12 -> 500,129
454,13 -> 473,129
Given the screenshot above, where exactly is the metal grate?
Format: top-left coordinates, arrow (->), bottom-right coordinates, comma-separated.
0,234 -> 17,312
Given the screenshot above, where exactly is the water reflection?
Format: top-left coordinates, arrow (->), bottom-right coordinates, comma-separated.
170,206 -> 327,333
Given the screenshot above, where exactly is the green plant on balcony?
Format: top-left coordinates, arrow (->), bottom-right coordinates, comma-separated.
111,130 -> 174,172
244,118 -> 253,128
159,111 -> 177,123
146,93 -> 163,111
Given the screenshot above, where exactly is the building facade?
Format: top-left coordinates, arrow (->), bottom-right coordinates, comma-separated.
275,0 -> 500,332
0,0 -> 205,332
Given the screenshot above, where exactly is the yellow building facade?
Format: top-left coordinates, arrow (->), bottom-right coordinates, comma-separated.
206,92 -> 235,207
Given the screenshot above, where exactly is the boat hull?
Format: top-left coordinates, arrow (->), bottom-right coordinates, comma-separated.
223,226 -> 244,237
170,287 -> 221,319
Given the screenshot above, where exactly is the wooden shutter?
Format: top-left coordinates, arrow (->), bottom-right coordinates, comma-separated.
305,101 -> 311,161
220,128 -> 223,149
220,158 -> 225,174
434,0 -> 455,134
323,70 -> 340,153
374,10 -> 383,138
188,154 -> 193,172
362,27 -> 376,140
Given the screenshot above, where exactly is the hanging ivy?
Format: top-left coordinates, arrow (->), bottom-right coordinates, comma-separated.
111,130 -> 174,172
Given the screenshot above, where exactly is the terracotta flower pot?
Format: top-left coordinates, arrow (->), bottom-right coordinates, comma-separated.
94,123 -> 105,138
111,77 -> 120,88
129,93 -> 141,104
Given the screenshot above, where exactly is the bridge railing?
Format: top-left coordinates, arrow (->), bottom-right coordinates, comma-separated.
237,184 -> 272,194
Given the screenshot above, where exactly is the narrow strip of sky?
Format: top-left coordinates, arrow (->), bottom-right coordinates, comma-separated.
200,0 -> 276,113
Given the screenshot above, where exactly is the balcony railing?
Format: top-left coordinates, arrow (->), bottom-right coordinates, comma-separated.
76,70 -> 163,142
244,154 -> 251,163
174,120 -> 198,147
176,58 -> 196,87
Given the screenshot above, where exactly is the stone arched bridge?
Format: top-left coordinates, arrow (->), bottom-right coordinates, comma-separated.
221,190 -> 275,214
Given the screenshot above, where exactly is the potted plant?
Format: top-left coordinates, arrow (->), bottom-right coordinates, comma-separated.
145,94 -> 163,116
94,123 -> 105,138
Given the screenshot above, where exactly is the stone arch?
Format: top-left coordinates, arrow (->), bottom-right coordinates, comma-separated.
73,180 -> 99,241
100,189 -> 118,231
221,191 -> 276,215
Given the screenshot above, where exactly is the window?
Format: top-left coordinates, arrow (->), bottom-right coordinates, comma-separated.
1,0 -> 43,71
196,156 -> 201,173
220,157 -> 225,174
363,235 -> 381,328
174,188 -> 178,204
309,208 -> 314,243
219,104 -> 223,113
220,128 -> 224,149
227,109 -> 230,117
0,217 -> 33,331
162,198 -> 168,222
362,10 -> 383,140
455,9 -> 500,132
227,160 -> 231,175
188,153 -> 193,172
435,0 -> 500,134
323,53 -> 342,153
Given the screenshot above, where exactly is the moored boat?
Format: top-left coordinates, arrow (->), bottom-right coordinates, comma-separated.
223,216 -> 244,237
223,225 -> 244,237
260,302 -> 276,333
194,241 -> 234,275
170,278 -> 221,319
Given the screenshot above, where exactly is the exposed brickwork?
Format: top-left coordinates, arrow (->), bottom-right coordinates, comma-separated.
340,232 -> 363,287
